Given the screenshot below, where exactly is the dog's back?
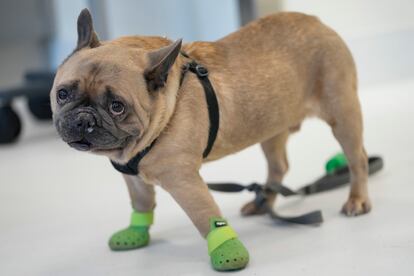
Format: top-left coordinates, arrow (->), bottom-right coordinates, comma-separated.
182,12 -> 357,158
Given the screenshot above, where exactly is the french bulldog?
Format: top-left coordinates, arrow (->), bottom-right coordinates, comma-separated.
51,9 -> 370,271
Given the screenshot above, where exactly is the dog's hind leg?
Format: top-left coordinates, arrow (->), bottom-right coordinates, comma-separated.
240,131 -> 290,216
317,53 -> 371,215
324,103 -> 371,216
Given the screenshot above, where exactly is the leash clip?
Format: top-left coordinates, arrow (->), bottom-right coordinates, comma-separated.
246,182 -> 263,192
245,183 -> 268,209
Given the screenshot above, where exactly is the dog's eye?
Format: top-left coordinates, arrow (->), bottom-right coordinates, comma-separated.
57,89 -> 69,103
109,101 -> 125,115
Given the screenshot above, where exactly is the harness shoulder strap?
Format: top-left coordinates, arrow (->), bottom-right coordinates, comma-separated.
183,61 -> 220,158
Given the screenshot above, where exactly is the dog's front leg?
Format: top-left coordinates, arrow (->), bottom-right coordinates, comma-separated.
123,174 -> 156,213
108,175 -> 155,251
156,168 -> 250,271
159,170 -> 220,236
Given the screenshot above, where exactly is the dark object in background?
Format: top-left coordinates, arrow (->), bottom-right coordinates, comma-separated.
28,94 -> 53,120
0,105 -> 21,143
0,71 -> 55,144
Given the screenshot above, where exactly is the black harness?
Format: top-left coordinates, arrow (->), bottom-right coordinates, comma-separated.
110,54 -> 384,226
110,139 -> 157,175
110,55 -> 219,175
182,61 -> 220,158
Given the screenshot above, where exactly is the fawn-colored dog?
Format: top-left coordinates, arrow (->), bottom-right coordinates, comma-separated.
51,9 -> 370,271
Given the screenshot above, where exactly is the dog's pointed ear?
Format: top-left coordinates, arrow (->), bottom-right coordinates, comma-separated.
76,8 -> 100,50
144,39 -> 182,92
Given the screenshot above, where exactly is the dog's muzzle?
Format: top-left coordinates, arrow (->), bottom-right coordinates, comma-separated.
58,108 -> 98,151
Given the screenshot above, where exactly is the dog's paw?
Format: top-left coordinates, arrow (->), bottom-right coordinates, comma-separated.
210,238 -> 249,271
240,196 -> 277,216
341,196 -> 372,216
108,226 -> 150,251
241,193 -> 276,216
240,201 -> 267,216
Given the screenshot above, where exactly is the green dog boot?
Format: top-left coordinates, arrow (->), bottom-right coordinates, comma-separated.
207,218 -> 249,271
108,210 -> 153,251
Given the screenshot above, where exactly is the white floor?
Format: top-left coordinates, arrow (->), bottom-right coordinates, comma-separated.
0,80 -> 413,276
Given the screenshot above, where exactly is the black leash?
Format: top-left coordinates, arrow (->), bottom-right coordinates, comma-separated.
207,156 -> 384,225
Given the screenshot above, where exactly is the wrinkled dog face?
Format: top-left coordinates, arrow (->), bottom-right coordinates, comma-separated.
50,9 -> 182,158
52,69 -> 138,153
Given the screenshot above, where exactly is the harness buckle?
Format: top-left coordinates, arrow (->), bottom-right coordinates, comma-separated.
194,64 -> 209,77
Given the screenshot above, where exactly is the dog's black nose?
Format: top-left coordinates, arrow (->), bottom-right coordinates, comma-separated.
73,112 -> 96,134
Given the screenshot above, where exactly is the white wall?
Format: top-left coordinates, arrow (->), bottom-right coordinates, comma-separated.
49,0 -> 240,67
282,0 -> 414,87
49,0 -> 90,68
104,0 -> 240,41
284,0 -> 414,40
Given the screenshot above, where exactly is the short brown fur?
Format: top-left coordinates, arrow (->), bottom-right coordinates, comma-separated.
51,12 -> 370,237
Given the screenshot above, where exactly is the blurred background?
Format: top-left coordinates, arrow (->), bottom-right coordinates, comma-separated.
0,1 -> 413,275
1,0 -> 413,88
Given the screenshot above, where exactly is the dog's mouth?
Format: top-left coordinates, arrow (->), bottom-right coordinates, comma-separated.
68,138 -> 92,151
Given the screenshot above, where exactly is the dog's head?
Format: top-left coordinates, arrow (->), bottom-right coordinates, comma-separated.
51,9 -> 182,161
